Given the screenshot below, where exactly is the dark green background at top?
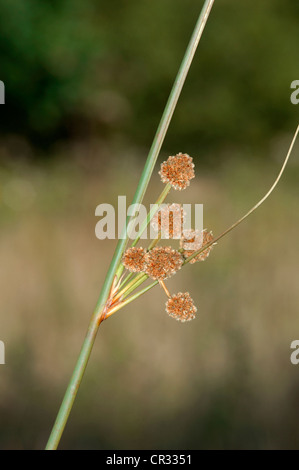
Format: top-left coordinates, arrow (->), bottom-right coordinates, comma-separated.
0,0 -> 298,158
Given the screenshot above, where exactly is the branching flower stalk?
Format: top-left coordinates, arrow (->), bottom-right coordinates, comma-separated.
45,0 -> 216,450
106,124 -> 299,320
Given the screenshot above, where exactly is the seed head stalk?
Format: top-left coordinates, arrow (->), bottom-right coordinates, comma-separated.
159,280 -> 171,298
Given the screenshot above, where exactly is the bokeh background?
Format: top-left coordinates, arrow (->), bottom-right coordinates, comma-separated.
0,0 -> 298,449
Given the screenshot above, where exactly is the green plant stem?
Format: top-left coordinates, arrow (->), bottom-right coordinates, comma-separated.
148,233 -> 162,250
121,274 -> 149,299
45,312 -> 104,450
106,280 -> 159,318
118,272 -> 135,291
116,183 -> 171,282
45,2 -> 215,450
113,272 -> 146,302
131,183 -> 171,248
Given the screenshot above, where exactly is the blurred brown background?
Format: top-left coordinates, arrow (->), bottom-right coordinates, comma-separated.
0,0 -> 298,449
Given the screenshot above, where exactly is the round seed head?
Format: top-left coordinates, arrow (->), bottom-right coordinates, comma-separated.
159,153 -> 195,190
166,292 -> 197,322
151,203 -> 184,239
180,229 -> 215,263
145,246 -> 183,280
122,247 -> 147,273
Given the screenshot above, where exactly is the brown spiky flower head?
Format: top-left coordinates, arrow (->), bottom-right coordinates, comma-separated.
122,247 -> 147,273
145,246 -> 183,280
151,203 -> 184,239
159,153 -> 195,190
166,292 -> 197,322
180,229 -> 215,263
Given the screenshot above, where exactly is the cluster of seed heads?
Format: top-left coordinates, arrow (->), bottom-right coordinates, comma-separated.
122,246 -> 183,280
122,153 -> 215,322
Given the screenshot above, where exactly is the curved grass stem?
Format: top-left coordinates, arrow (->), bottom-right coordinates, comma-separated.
184,125 -> 299,264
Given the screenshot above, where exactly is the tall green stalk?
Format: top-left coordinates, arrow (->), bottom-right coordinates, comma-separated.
45,0 -> 215,450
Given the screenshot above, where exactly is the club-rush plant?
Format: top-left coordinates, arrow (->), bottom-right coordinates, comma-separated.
45,0 -> 299,449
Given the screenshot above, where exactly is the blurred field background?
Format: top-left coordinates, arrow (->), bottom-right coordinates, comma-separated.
0,0 -> 299,449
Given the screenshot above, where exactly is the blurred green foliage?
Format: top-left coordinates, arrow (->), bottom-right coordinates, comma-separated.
0,0 -> 298,154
